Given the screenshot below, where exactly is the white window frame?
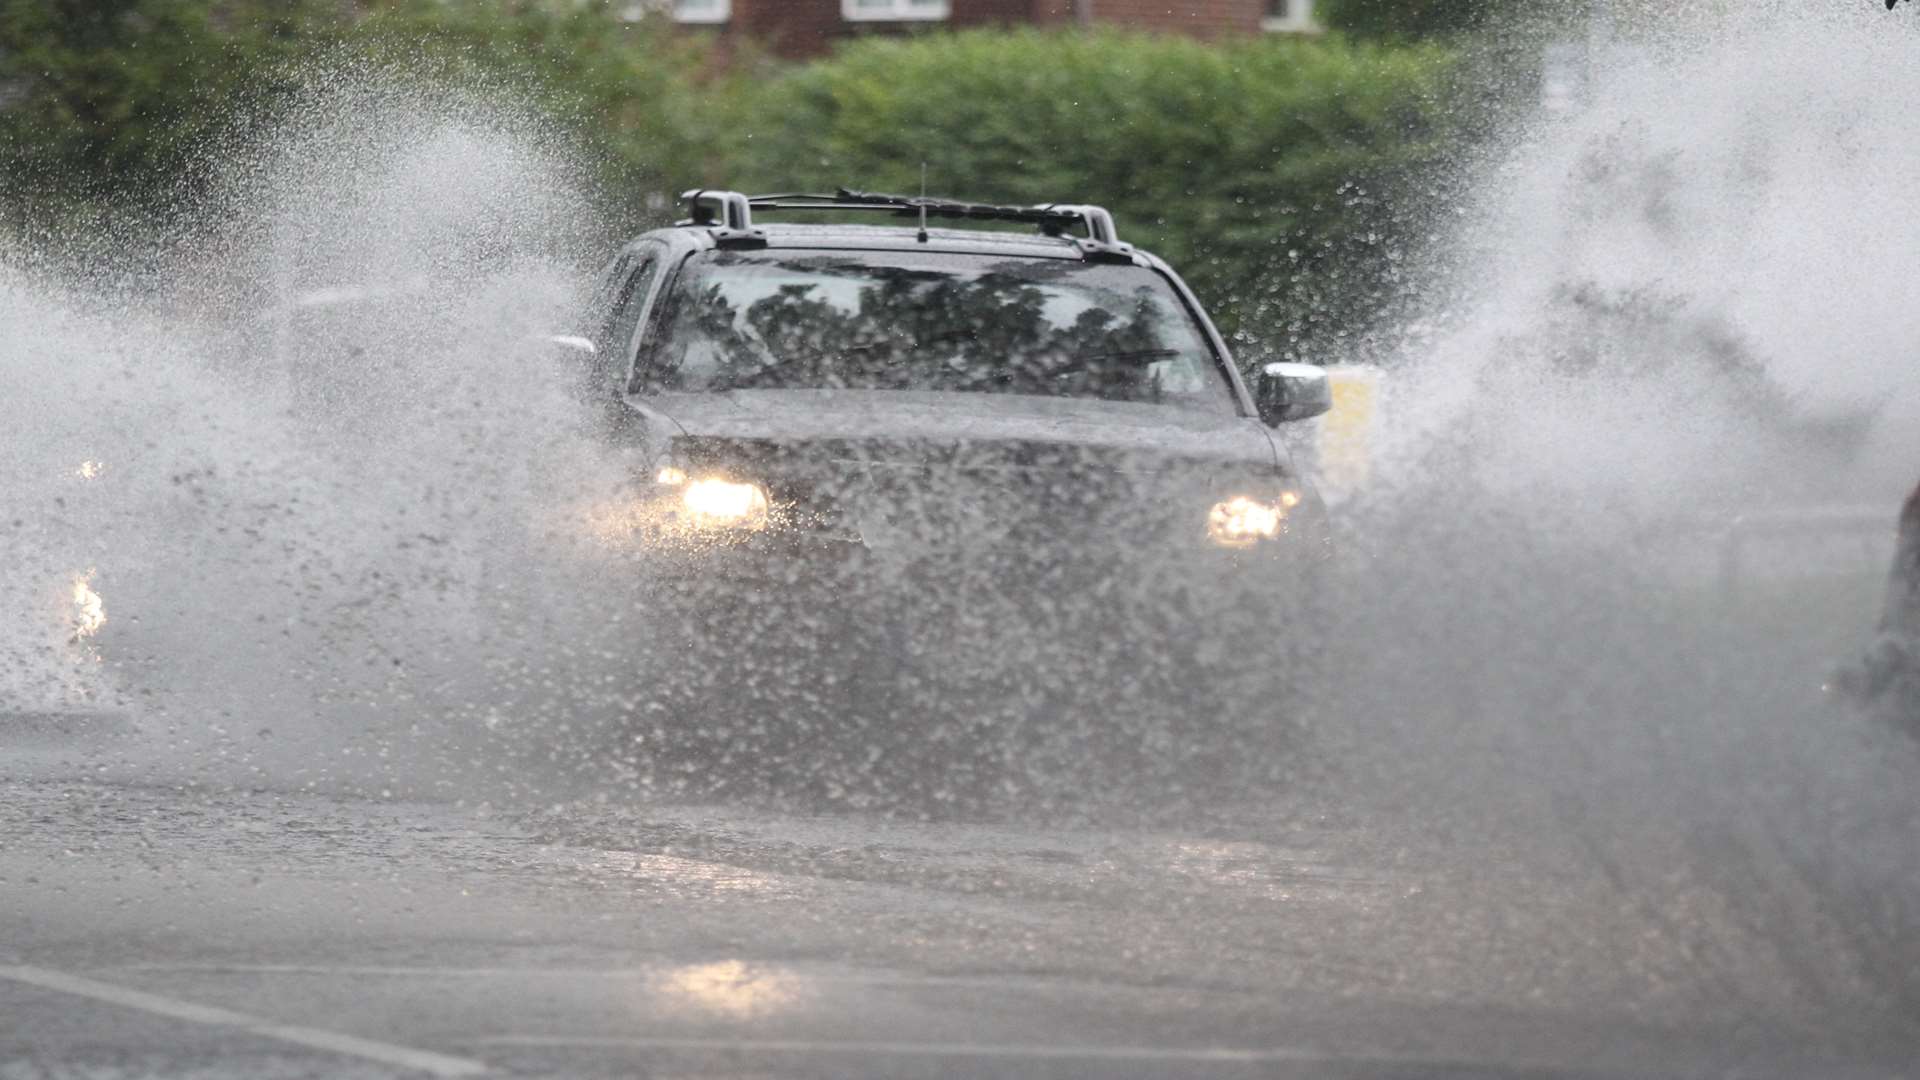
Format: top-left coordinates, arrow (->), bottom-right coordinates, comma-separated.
1261,0 -> 1316,33
672,0 -> 731,25
842,0 -> 951,23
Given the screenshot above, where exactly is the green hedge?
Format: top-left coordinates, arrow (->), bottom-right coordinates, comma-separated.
728,29 -> 1459,352
2,7 -> 1465,349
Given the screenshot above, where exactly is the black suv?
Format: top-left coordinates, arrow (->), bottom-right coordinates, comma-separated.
538,190 -> 1335,789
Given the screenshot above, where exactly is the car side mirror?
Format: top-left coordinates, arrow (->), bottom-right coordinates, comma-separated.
1254,362 -> 1332,426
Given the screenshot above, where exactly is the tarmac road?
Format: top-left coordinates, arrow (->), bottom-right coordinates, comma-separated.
4,720 -> 1916,1080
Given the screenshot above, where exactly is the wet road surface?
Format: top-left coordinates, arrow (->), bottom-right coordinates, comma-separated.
3,725 -> 1913,1079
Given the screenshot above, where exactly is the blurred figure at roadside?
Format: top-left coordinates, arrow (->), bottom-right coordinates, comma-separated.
1836,476 -> 1920,733
1891,480 -> 1920,635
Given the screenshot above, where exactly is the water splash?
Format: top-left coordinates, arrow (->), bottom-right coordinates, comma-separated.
1372,4 -> 1920,515
0,71 -> 621,792
1313,2 -> 1920,1029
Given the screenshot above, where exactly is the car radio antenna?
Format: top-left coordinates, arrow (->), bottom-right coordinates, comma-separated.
917,163 -> 930,243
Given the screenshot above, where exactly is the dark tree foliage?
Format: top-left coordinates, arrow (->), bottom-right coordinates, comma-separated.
0,1 -> 718,238
0,0 -> 330,223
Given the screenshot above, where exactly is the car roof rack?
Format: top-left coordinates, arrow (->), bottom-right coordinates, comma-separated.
677,188 -> 1133,259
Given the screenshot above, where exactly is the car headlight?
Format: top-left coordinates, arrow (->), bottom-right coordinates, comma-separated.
655,468 -> 770,531
1206,491 -> 1299,549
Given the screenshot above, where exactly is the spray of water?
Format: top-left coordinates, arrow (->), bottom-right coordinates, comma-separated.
1311,1 -> 1920,1031
1380,3 -> 1919,509
1,68 -> 1275,810
1,11 -> 1915,1039
0,72 -> 627,796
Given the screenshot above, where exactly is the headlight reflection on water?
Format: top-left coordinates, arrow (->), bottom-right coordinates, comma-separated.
70,570 -> 105,639
653,960 -> 799,1018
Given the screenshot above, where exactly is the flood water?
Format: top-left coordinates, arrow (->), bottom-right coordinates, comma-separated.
2,5 -> 1917,1076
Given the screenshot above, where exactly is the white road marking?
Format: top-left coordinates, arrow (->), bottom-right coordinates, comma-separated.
0,965 -> 488,1077
115,963 -> 658,979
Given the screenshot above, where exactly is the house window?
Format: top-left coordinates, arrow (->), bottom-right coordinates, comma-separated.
673,0 -> 730,23
842,0 -> 951,22
1262,0 -> 1316,33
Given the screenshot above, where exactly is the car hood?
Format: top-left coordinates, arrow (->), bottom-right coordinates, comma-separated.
637,389 -> 1280,474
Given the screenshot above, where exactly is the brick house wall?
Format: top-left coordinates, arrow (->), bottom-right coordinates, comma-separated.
1090,0 -> 1274,38
700,0 -> 1047,59
680,0 -> 1295,59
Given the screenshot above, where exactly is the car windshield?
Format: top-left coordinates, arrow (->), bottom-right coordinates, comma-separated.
641,251 -> 1237,413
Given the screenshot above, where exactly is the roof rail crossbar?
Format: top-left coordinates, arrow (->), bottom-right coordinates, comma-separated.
675,188 -> 1131,257
733,188 -> 1123,245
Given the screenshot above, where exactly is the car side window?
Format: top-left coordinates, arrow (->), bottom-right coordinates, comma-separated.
595,254 -> 661,385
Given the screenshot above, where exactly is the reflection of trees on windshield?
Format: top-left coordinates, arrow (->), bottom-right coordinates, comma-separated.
650,258 -> 1217,405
